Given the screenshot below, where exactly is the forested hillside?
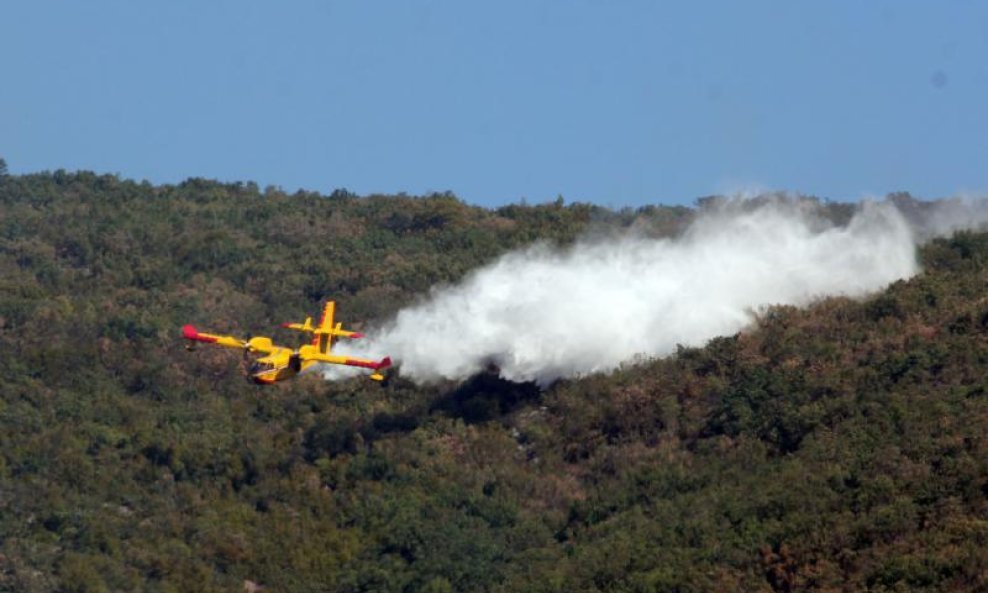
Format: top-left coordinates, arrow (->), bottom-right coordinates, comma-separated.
1,171 -> 985,592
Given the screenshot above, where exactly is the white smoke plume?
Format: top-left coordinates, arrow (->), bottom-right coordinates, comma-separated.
330,196 -> 986,385
895,193 -> 988,241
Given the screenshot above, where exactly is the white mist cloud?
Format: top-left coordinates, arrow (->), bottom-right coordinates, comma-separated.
330,197 -> 937,385
911,193 -> 988,240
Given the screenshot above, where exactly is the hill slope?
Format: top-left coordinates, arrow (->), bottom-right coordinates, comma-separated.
0,171 -> 985,592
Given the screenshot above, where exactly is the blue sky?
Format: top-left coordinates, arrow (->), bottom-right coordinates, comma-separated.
2,1 -> 986,207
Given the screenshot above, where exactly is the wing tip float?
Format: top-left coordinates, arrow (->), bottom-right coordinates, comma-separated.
369,356 -> 392,382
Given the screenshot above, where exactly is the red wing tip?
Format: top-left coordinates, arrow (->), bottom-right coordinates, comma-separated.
351,332 -> 365,339
280,322 -> 292,328
182,325 -> 218,343
377,357 -> 392,370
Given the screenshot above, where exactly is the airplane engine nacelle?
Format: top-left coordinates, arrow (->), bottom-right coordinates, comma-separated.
247,337 -> 273,352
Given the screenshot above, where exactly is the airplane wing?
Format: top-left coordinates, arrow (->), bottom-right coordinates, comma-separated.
182,325 -> 278,355
297,344 -> 391,374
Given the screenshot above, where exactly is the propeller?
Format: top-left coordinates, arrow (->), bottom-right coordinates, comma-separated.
243,334 -> 253,361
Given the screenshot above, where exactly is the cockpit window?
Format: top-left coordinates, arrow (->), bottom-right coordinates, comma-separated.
250,361 -> 276,374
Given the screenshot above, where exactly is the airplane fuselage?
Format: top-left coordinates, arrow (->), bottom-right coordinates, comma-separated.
248,359 -> 321,384
247,347 -> 318,384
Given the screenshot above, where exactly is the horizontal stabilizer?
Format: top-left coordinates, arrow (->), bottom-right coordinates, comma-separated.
281,317 -> 314,332
283,323 -> 365,339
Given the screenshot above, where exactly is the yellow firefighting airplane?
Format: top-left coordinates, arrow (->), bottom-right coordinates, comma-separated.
182,301 -> 391,384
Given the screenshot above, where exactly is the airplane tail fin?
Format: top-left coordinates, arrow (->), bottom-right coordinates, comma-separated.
315,301 -> 335,354
281,301 -> 367,354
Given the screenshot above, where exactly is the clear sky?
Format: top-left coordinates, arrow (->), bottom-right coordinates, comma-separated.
2,1 -> 986,208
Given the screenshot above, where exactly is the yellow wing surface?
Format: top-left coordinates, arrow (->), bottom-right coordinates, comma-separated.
181,325 -> 279,355
296,345 -> 392,380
